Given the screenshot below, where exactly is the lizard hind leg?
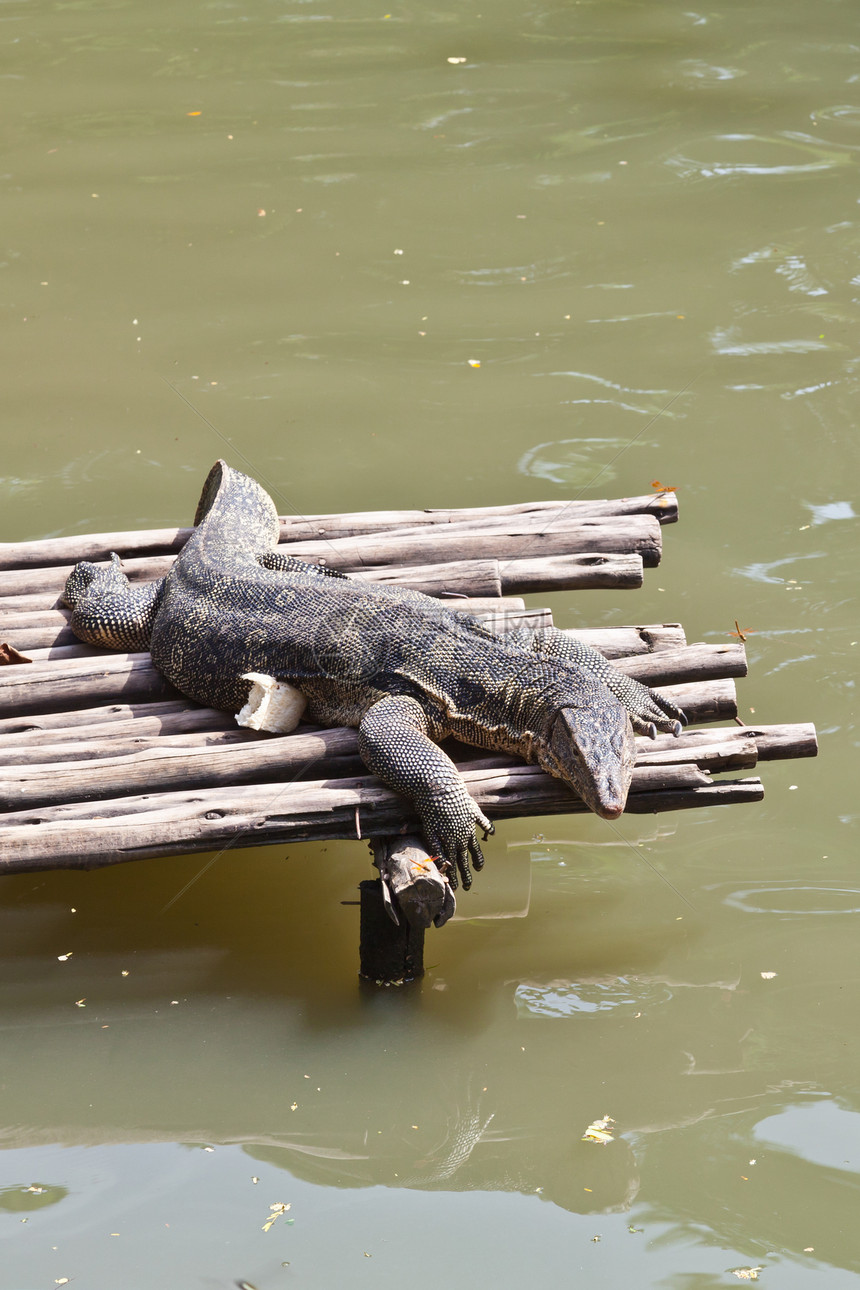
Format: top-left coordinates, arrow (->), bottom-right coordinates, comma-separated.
512,625 -> 687,737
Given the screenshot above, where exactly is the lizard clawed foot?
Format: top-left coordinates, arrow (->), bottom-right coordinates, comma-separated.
423,796 -> 493,892
627,680 -> 687,738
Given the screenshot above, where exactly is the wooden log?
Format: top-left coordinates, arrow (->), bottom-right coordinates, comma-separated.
0,608 -> 72,626
0,654 -> 178,716
352,558 -> 504,597
738,721 -> 819,761
0,626 -> 78,650
21,644 -> 104,662
0,727 -> 269,767
660,678 -> 737,724
277,492 -> 679,539
0,765 -> 763,873
0,547 -> 645,605
4,715 -> 811,779
0,698 -> 225,739
271,513 -> 664,572
613,641 -> 747,686
638,721 -> 818,764
0,725 -> 362,810
565,624 -> 686,658
498,552 -> 644,593
0,528 -> 189,571
0,493 -> 679,571
0,592 -> 66,611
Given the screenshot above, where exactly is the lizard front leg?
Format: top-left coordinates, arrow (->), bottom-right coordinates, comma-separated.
507,626 -> 686,738
358,694 -> 493,891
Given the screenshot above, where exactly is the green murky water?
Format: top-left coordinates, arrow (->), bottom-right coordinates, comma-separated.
1,0 -> 857,1285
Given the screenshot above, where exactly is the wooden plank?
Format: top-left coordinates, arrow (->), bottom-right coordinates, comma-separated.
0,726 -> 361,808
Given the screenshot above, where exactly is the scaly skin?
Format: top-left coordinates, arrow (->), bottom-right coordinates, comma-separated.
63,461 -> 685,890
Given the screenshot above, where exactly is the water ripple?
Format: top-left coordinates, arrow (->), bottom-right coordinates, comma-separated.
733,552 -> 826,584
666,132 -> 850,181
518,436 -> 651,486
678,59 -> 746,84
725,886 -> 860,915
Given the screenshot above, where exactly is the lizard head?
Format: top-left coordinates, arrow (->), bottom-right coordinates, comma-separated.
540,700 -> 635,820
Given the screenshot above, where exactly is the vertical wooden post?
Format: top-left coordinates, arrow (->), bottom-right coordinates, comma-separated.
358,835 -> 455,985
358,879 -> 425,984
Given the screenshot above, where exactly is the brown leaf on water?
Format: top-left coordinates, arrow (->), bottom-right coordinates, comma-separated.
0,642 -> 32,665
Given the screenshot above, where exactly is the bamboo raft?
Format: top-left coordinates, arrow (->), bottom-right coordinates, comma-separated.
0,491 -> 817,888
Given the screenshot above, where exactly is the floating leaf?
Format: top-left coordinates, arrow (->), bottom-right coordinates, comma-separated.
582,1114 -> 616,1144
261,1201 -> 291,1233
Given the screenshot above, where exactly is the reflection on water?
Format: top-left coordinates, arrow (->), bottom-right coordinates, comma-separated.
1,0 -> 857,1284
755,1099 -> 860,1174
514,977 -> 674,1017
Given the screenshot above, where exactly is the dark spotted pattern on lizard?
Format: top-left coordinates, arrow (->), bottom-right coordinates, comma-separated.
62,461 -> 685,890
